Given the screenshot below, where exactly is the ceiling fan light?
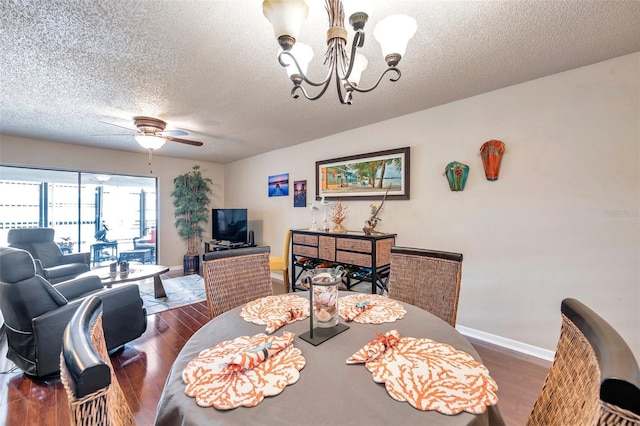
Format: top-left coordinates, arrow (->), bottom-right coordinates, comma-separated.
373,14 -> 417,64
135,135 -> 166,150
263,0 -> 309,50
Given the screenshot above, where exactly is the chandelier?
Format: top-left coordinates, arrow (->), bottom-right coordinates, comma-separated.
262,0 -> 417,105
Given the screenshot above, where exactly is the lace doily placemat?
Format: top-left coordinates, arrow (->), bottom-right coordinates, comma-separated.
339,293 -> 406,324
182,331 -> 304,410
240,294 -> 310,333
347,330 -> 498,415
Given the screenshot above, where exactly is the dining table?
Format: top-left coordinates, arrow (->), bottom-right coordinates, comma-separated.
154,291 -> 505,426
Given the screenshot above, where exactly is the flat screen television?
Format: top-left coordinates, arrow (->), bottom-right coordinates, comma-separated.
212,208 -> 248,244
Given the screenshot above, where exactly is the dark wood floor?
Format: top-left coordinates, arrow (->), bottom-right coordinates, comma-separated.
0,284 -> 550,426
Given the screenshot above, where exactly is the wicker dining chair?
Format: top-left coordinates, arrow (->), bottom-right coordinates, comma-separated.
203,246 -> 273,319
388,246 -> 463,327
527,298 -> 640,426
60,296 -> 135,426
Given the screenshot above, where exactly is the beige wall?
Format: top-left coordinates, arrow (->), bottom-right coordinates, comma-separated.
0,137 -> 225,268
225,53 -> 640,359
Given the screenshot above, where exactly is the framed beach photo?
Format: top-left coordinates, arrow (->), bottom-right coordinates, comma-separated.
315,147 -> 410,200
268,173 -> 289,197
293,180 -> 307,207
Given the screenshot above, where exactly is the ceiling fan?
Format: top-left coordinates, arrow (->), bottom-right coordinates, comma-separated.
99,116 -> 204,173
100,116 -> 204,150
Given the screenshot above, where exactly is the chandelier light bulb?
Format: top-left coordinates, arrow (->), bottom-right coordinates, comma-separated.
263,0 -> 309,50
373,14 -> 417,66
280,42 -> 314,78
348,53 -> 368,86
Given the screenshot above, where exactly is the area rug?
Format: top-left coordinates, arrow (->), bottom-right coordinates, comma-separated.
138,273 -> 206,315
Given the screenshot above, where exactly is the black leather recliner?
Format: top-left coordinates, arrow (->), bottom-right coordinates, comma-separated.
7,228 -> 90,284
0,246 -> 147,378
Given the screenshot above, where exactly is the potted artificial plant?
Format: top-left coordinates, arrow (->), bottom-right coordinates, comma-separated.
171,165 -> 213,273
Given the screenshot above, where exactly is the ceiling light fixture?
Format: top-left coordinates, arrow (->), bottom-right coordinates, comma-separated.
135,134 -> 166,174
263,0 -> 417,105
135,134 -> 166,150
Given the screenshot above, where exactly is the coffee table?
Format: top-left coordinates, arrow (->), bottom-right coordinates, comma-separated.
78,264 -> 170,298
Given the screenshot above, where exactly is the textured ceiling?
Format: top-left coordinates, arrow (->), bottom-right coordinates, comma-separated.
1,0 -> 639,164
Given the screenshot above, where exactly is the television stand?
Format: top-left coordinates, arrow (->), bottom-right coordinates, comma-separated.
204,242 -> 256,252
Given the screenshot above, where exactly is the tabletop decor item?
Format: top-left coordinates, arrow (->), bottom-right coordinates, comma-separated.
363,185 -> 390,234
182,331 -> 304,410
309,202 -> 320,230
240,294 -> 309,334
299,267 -> 349,345
444,161 -> 470,191
119,260 -> 129,275
480,140 -> 506,181
348,329 -> 499,415
329,200 -> 349,233
339,293 -> 406,323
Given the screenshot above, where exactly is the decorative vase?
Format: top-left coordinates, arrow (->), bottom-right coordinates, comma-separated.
444,161 -> 470,191
331,220 -> 346,233
480,140 -> 506,181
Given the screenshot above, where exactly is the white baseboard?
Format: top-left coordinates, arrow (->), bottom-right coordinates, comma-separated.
456,324 -> 555,362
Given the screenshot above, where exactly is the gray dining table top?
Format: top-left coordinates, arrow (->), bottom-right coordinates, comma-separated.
154,292 -> 504,426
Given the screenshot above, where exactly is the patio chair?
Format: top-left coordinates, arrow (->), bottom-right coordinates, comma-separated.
202,246 -> 273,319
388,246 -> 463,327
527,298 -> 640,425
60,296 -> 135,426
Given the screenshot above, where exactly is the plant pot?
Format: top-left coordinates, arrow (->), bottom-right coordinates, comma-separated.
183,254 -> 199,274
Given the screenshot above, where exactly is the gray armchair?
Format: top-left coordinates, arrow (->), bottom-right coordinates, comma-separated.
0,246 -> 147,378
7,228 -> 90,283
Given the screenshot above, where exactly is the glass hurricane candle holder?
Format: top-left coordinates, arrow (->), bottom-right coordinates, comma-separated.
307,267 -> 343,328
299,266 -> 350,346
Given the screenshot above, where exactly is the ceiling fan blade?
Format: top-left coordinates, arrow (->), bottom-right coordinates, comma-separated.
160,129 -> 189,137
98,120 -> 137,132
165,136 -> 204,147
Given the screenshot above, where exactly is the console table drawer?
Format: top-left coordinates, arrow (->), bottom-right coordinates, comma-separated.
318,236 -> 336,261
293,244 -> 318,258
336,251 -> 372,268
336,238 -> 372,253
292,234 -> 318,246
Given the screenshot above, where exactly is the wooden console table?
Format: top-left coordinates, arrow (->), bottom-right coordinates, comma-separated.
290,229 -> 396,294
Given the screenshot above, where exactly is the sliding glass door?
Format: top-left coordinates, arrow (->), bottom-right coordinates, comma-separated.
0,165 -> 157,266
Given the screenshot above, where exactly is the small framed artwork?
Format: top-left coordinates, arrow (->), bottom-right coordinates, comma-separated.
316,147 -> 410,200
293,180 -> 307,207
268,173 -> 289,197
